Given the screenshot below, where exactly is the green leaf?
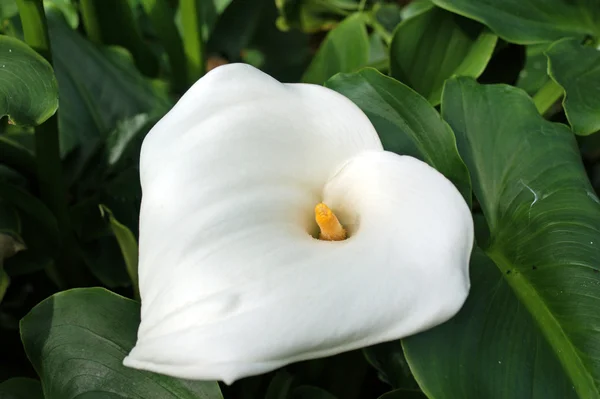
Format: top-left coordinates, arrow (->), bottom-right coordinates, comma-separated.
20,288 -> 224,399
275,0 -> 357,33
47,0 -> 79,29
363,341 -> 419,390
80,0 -> 159,77
174,0 -> 233,40
0,135 -> 35,177
245,0 -> 311,83
0,266 -> 9,302
291,386 -> 338,399
0,1 -> 19,21
0,181 -> 59,256
516,43 -> 550,95
546,38 -> 600,135
207,0 -> 268,60
302,13 -> 369,84
403,249 -> 576,398
100,205 -> 139,298
431,0 -> 600,44
441,76 -> 600,397
0,377 -> 43,399
325,68 -> 471,202
390,4 -> 497,105
46,7 -> 171,157
81,235 -> 131,288
0,34 -> 58,126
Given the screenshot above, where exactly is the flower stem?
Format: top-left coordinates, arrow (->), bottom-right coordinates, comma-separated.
80,0 -> 159,77
180,0 -> 206,85
532,79 -> 564,116
140,0 -> 187,93
16,0 -> 90,288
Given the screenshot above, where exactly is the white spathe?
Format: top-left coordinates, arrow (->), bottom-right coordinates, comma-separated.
123,63 -> 474,384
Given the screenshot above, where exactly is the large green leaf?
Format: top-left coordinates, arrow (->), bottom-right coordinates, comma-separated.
325,68 -> 471,202
20,288 -> 223,399
45,7 -> 170,157
390,3 -> 496,105
0,377 -> 43,399
0,34 -> 58,126
546,39 -> 600,136
403,249 -> 576,398
302,13 -> 369,84
431,0 -> 600,44
440,76 -> 600,397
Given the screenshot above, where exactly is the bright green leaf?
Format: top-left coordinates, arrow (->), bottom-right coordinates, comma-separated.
441,76 -> 600,398
0,34 -> 58,126
0,377 -> 43,399
431,0 -> 600,44
20,288 -> 224,399
46,7 -> 171,157
100,205 -> 139,298
390,4 -> 497,105
546,38 -> 600,135
325,68 -> 471,202
302,13 -> 369,84
403,249 -> 576,398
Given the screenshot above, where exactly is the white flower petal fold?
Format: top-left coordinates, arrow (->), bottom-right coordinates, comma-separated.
123,63 -> 474,384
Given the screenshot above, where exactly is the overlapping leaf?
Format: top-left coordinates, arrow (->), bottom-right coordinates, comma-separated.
20,288 -> 223,399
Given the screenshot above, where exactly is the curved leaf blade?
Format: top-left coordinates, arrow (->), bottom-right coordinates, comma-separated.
441,76 -> 600,397
431,0 -> 600,44
46,8 -> 171,157
302,13 -> 369,84
403,249 -> 577,398
390,4 -> 497,105
546,38 -> 600,136
20,288 -> 223,399
325,68 -> 471,202
0,34 -> 58,126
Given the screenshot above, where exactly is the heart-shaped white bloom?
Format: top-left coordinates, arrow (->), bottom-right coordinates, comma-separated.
123,63 -> 474,384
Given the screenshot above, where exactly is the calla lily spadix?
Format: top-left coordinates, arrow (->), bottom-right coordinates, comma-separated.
123,63 -> 474,384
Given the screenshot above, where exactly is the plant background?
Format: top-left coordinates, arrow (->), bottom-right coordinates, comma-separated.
0,0 -> 599,398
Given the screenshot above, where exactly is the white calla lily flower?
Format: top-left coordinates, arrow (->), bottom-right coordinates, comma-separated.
123,63 -> 474,384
